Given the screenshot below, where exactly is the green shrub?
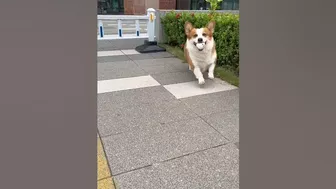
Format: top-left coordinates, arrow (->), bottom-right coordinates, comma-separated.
161,11 -> 239,75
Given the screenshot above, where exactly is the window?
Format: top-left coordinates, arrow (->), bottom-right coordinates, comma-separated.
97,0 -> 124,15
190,0 -> 239,10
221,0 -> 239,10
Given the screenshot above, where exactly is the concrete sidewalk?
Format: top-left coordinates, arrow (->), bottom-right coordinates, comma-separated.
97,44 -> 239,189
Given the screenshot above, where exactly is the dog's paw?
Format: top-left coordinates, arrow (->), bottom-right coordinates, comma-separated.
208,73 -> 214,79
198,78 -> 205,85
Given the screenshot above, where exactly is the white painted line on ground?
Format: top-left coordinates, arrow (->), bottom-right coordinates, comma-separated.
97,75 -> 160,94
97,34 -> 149,40
121,49 -> 140,55
163,79 -> 237,99
106,24 -> 147,27
97,50 -> 124,57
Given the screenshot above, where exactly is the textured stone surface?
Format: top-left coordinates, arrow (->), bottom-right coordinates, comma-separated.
127,53 -> 153,60
98,177 -> 115,189
97,86 -> 176,112
181,89 -> 239,115
97,55 -> 131,63
134,58 -> 188,74
97,61 -> 146,80
98,99 -> 198,137
114,143 -> 239,189
102,117 -> 228,175
97,138 -> 111,180
201,108 -> 239,142
148,51 -> 175,58
152,71 -> 196,85
164,79 -> 237,99
97,75 -> 160,94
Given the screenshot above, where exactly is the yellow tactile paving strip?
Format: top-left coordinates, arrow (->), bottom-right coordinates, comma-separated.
97,136 -> 115,189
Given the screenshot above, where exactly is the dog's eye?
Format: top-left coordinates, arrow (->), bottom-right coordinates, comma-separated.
202,33 -> 207,37
193,34 -> 198,38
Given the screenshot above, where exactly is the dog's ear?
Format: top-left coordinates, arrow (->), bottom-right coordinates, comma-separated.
184,21 -> 193,36
207,21 -> 216,33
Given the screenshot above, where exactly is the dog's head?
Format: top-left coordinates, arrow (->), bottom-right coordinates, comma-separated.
184,21 -> 215,51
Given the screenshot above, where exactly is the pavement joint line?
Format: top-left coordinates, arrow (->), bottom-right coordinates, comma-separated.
112,142 -> 231,177
112,164 -> 153,177
99,116 -> 199,139
198,112 -> 231,141
97,134 -> 116,189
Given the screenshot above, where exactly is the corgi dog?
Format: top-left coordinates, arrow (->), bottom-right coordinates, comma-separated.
184,21 -> 217,85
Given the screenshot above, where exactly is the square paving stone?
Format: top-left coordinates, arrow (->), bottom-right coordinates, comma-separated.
102,117 -> 228,175
133,58 -> 188,74
181,89 -> 239,116
127,54 -> 153,60
97,55 -> 130,63
139,64 -> 185,75
133,57 -> 183,67
97,86 -> 176,112
121,49 -> 140,55
113,143 -> 239,189
98,50 -> 124,57
201,108 -> 239,142
97,61 -> 146,80
151,71 -> 197,85
98,96 -> 198,137
148,52 -> 175,58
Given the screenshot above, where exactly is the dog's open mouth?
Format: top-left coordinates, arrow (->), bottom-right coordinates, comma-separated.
193,41 -> 207,51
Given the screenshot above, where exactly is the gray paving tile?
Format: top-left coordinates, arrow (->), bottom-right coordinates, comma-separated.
133,57 -> 183,67
98,38 -> 146,50
97,86 -> 176,112
102,117 -> 228,175
98,47 -> 120,51
97,61 -> 146,80
127,54 -> 153,60
140,64 -> 184,74
148,51 -> 175,58
97,55 -> 130,63
133,58 -> 188,74
113,143 -> 239,189
98,86 -> 199,137
235,142 -> 239,149
201,109 -> 239,142
98,99 -> 199,137
181,89 -> 239,116
151,71 -> 197,85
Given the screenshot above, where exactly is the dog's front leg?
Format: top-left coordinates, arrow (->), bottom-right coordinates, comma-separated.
193,67 -> 205,85
208,63 -> 215,79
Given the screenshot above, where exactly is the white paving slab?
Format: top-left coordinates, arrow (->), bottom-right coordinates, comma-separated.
97,50 -> 124,57
163,78 -> 237,99
121,49 -> 140,55
97,75 -> 160,94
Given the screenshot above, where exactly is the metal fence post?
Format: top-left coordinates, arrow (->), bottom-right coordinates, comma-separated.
117,19 -> 122,37
147,8 -> 156,42
98,20 -> 104,38
135,19 -> 140,37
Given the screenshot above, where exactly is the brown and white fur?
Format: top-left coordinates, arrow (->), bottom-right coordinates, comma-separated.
184,21 -> 217,85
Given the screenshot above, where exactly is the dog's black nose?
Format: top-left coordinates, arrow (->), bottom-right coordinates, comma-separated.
198,38 -> 203,43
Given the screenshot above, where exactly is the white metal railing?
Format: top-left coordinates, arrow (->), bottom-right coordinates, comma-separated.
97,8 -> 156,41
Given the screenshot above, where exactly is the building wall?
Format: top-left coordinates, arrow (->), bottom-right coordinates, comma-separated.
159,0 -> 176,9
146,0 -> 159,10
124,0 -> 147,15
99,0 -> 239,15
